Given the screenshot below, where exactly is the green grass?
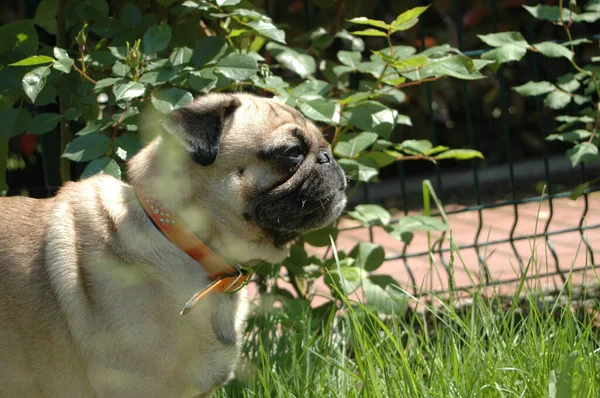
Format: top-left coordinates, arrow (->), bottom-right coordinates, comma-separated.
215,279 -> 600,398
216,185 -> 599,397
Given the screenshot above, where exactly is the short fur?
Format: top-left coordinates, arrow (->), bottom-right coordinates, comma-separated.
0,93 -> 346,397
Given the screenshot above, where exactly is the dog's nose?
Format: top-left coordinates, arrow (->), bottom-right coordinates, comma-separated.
317,149 -> 331,164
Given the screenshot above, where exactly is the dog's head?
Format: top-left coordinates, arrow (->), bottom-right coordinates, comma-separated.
130,93 -> 346,263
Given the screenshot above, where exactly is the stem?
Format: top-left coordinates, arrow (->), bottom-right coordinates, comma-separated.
288,271 -> 306,300
199,19 -> 213,36
558,0 -> 600,143
397,76 -> 439,89
73,65 -> 97,84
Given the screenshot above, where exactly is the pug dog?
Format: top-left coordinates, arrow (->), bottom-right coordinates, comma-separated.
0,93 -> 347,397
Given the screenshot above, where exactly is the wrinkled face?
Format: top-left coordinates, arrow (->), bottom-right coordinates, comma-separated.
162,93 -> 347,249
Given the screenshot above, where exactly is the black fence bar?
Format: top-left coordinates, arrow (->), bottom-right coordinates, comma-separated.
386,223 -> 600,261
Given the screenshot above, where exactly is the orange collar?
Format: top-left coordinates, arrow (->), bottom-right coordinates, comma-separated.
136,188 -> 252,316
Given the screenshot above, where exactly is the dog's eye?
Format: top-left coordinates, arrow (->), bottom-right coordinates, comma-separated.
282,145 -> 303,158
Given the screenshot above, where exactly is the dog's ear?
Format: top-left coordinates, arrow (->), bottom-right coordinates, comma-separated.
162,94 -> 241,166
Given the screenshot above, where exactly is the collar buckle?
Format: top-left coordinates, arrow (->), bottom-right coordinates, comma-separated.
223,266 -> 253,293
180,266 -> 254,316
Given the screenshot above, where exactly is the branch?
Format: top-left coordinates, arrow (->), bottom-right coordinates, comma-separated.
73,64 -> 97,85
397,77 -> 439,89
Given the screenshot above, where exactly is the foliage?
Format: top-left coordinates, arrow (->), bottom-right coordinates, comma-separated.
0,1 -> 486,317
477,1 -> 600,198
216,280 -> 600,397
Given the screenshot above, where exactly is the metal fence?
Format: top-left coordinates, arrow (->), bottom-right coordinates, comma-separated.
298,0 -> 600,296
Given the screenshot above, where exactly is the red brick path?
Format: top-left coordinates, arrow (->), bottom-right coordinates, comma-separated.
248,193 -> 600,302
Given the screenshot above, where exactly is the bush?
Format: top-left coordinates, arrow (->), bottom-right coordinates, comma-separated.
2,0 -> 598,316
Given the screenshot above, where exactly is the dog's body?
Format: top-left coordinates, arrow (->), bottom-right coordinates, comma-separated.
0,94 -> 346,397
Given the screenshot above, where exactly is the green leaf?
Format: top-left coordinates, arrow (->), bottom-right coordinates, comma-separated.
119,2 -> 142,29
283,244 -> 309,275
62,133 -> 111,162
139,68 -> 178,85
373,51 -> 427,70
22,66 -> 51,104
396,114 -> 412,126
9,55 -> 54,66
349,242 -> 385,272
398,139 -> 432,154
62,108 -> 82,121
523,5 -> 564,21
114,133 -> 142,160
350,29 -> 387,37
400,215 -> 447,231
567,142 -> 599,166
544,90 -> 571,110
347,101 -> 397,139
391,5 -> 429,31
557,73 -> 581,93
112,61 -> 130,77
569,177 -> 600,201
215,53 -> 259,80
335,29 -> 365,51
266,42 -> 316,78
477,32 -> 529,48
244,19 -> 286,44
52,47 -> 74,73
381,88 -> 407,105
151,88 -> 193,114
95,77 -> 122,91
522,5 -> 598,23
387,215 -> 446,243
216,0 -> 241,5
81,156 -> 121,179
76,120 -> 112,136
112,81 -> 145,102
0,20 -> 38,57
564,38 -> 592,46
513,81 -> 556,96
424,145 -> 450,156
347,204 -> 391,226
334,132 -> 379,158
403,54 -> 485,81
386,226 -> 413,244
324,266 -> 366,295
363,276 -> 408,315
188,69 -> 219,93
554,351 -> 586,398
481,44 -> 527,65
535,42 -> 573,60
298,98 -> 336,124
429,55 -> 483,80
347,17 -> 390,30
548,370 -> 558,398
338,157 -> 379,182
337,51 -> 361,68
556,115 -> 594,124
586,1 -> 600,12
291,80 -> 330,98
169,47 -> 193,66
303,224 -> 339,247
251,75 -> 289,95
358,151 -> 397,168
434,149 -> 484,160
546,130 -> 591,142
34,0 -> 58,34
0,108 -> 31,139
27,113 -> 60,135
142,24 -> 172,54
